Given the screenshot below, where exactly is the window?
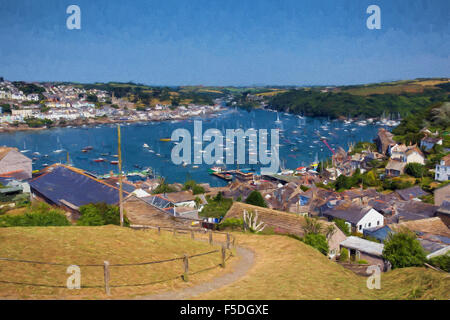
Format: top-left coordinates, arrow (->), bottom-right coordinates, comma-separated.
368,222 -> 371,227
359,225 -> 362,230
377,220 -> 380,226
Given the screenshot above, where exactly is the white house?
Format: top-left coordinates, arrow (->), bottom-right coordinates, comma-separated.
390,144 -> 425,165
435,154 -> 450,181
322,204 -> 385,233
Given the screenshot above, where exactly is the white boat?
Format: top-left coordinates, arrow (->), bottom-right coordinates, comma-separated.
275,112 -> 282,124
143,143 -> 149,148
20,142 -> 30,153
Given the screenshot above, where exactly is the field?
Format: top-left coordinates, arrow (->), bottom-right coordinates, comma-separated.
0,226 -> 237,299
341,79 -> 449,96
0,226 -> 448,300
194,233 -> 450,300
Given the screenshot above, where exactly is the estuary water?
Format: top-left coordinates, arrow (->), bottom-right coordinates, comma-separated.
0,108 -> 385,186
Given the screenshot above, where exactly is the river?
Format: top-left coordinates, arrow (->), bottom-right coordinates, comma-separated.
0,108 -> 387,187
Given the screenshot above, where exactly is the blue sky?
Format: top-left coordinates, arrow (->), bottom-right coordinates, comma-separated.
0,0 -> 448,86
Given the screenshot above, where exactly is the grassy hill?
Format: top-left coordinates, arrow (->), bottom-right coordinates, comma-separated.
0,226 -> 235,299
194,233 -> 450,300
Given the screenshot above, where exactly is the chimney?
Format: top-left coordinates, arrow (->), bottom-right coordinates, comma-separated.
362,196 -> 368,206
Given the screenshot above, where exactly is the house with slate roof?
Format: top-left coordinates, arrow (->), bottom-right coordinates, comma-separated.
29,164 -> 129,219
321,202 -> 384,233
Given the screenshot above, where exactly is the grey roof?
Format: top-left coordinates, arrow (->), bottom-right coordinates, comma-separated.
322,204 -> 373,225
340,236 -> 384,256
395,201 -> 438,221
396,186 -> 428,201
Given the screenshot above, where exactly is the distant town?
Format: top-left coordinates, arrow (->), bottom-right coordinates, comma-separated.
0,78 -> 226,132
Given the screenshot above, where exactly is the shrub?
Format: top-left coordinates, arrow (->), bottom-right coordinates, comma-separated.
245,191 -> 267,208
339,248 -> 349,262
333,218 -> 351,236
217,218 -> 243,231
358,259 -> 369,264
77,203 -> 129,226
405,163 -> 426,178
303,233 -> 329,256
428,253 -> 450,272
382,229 -> 427,269
200,194 -> 233,219
0,203 -> 70,227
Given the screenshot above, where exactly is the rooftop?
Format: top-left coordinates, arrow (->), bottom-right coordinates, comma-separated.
340,236 -> 384,256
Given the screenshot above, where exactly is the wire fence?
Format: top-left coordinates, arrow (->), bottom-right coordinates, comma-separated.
0,225 -> 236,295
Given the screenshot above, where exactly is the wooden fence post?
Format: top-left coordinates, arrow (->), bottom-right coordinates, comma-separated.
158,226 -> 161,235
209,230 -> 213,245
182,254 -> 189,282
173,228 -> 177,237
191,230 -> 195,240
226,233 -> 231,249
103,261 -> 111,295
221,245 -> 226,268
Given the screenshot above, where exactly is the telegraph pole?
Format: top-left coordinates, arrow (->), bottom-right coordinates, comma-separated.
118,124 -> 124,227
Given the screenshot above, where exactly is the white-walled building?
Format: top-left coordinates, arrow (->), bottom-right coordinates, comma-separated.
435,154 -> 450,181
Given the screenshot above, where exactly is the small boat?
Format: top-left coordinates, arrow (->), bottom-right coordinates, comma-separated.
159,138 -> 171,142
182,161 -> 188,167
53,149 -> 64,153
84,146 -> 93,150
143,143 -> 149,148
93,158 -> 105,162
100,153 -> 109,156
110,160 -> 119,165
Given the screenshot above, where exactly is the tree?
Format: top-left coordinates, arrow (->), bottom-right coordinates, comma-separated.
382,229 -> 427,269
405,163 -> 426,178
77,203 -> 129,226
333,218 -> 351,236
245,191 -> 267,208
303,233 -> 329,255
302,216 -> 323,235
86,94 -> 98,103
339,247 -> 349,262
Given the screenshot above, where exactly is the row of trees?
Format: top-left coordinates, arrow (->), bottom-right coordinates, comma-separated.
268,84 -> 449,119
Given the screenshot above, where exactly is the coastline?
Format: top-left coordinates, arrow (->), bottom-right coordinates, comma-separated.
0,108 -> 227,133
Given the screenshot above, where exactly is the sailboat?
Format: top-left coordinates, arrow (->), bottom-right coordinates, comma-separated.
53,137 -> 64,153
275,112 -> 282,124
20,141 -> 30,153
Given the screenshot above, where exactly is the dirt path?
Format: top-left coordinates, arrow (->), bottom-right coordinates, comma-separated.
134,246 -> 254,300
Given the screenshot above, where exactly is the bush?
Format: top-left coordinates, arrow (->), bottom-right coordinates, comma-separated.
382,229 -> 427,269
303,233 -> 329,256
0,203 -> 70,227
152,182 -> 176,194
339,248 -> 349,262
77,203 -> 129,226
217,218 -> 243,231
428,253 -> 450,272
405,163 -> 426,178
358,259 -> 369,264
245,191 -> 267,208
200,194 -> 233,219
333,218 -> 351,236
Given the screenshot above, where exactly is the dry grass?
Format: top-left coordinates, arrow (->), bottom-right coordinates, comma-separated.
195,233 -> 375,300
194,232 -> 450,300
0,226 -> 237,299
378,267 -> 450,300
255,90 -> 288,97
